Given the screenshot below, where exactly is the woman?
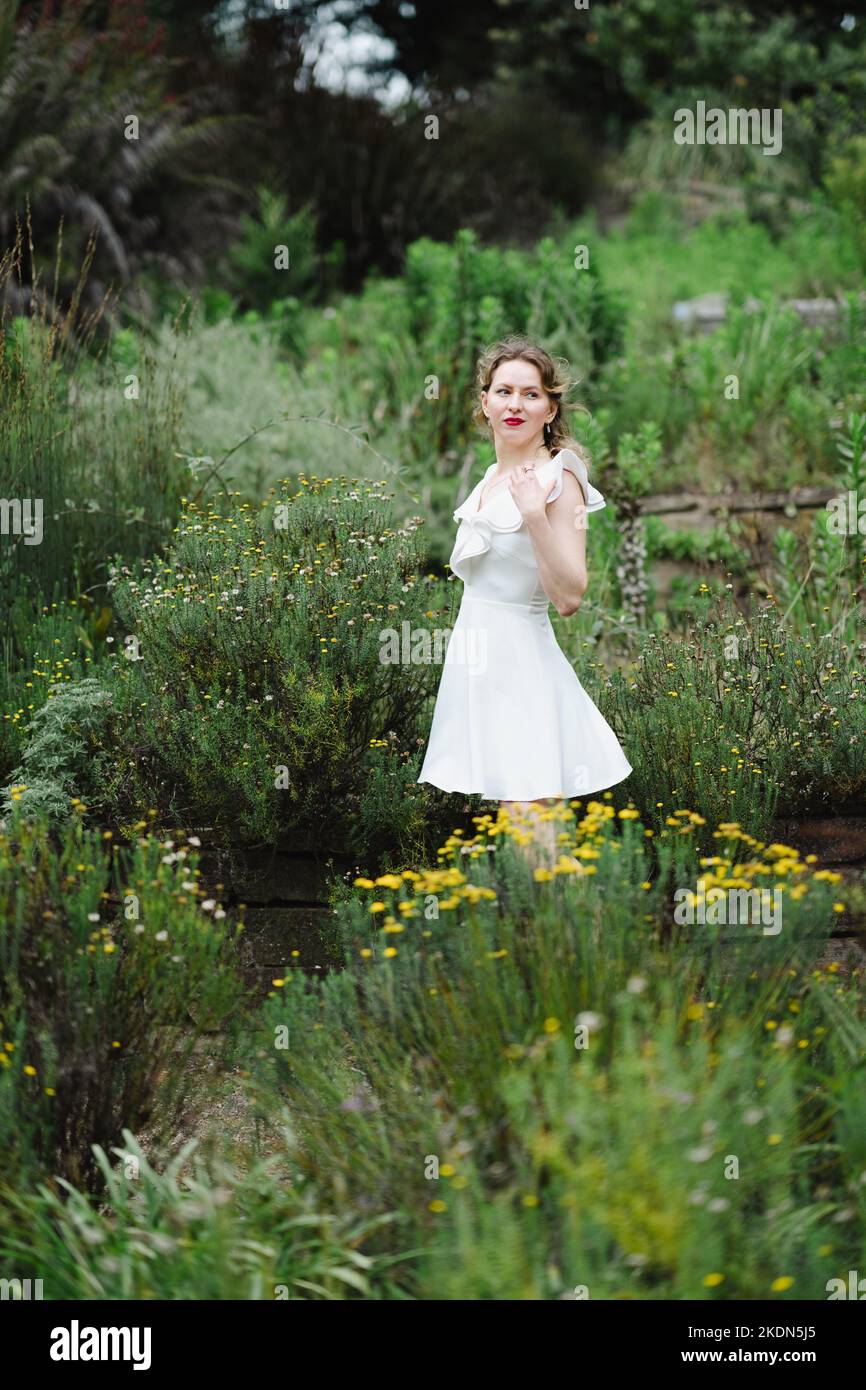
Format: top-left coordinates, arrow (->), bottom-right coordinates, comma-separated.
417,334 -> 632,864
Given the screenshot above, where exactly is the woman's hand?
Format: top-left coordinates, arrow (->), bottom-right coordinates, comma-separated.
507,463 -> 555,520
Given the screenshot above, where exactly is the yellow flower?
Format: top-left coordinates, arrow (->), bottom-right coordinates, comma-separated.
521,1194 -> 540,1207
353,877 -> 374,888
23,1064 -> 37,1076
383,947 -> 398,958
703,1272 -> 725,1287
770,1276 -> 794,1292
428,1199 -> 447,1213
439,1163 -> 456,1177
543,1017 -> 561,1033
368,902 -> 386,913
374,874 -> 404,890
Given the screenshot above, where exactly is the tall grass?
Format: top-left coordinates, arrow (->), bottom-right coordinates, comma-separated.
2,798 -> 860,1298
0,224 -> 187,614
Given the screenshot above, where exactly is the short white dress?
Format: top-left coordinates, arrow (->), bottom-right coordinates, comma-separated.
417,447 -> 633,801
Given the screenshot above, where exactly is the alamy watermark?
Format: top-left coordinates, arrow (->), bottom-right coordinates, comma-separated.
1,1276 -> 43,1299
674,101 -> 782,157
0,498 -> 43,545
826,491 -> 866,535
827,1269 -> 866,1299
674,877 -> 783,935
379,620 -> 488,674
49,1321 -> 151,1370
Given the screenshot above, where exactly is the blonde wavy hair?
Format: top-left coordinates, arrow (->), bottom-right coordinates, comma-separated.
471,334 -> 593,473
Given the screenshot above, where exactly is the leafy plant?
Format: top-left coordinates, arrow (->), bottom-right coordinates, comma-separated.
1,677 -> 115,821
605,586 -> 866,829
0,815 -> 244,1190
104,476 -> 462,863
825,135 -> 866,270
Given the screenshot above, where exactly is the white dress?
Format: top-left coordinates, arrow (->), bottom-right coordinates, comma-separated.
417,448 -> 633,801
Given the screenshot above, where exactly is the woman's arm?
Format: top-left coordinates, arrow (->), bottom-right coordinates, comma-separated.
509,467 -> 588,617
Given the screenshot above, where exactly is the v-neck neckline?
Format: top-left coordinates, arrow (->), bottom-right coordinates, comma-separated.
473,466 -> 504,516
473,450 -> 563,516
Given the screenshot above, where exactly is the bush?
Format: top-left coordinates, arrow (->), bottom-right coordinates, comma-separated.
1,677 -> 115,821
236,800 -> 858,1299
224,187 -> 320,318
104,474 -> 458,863
5,798 -> 858,1299
0,815 -> 244,1191
825,136 -> 866,270
0,594 -> 113,784
604,587 -> 866,836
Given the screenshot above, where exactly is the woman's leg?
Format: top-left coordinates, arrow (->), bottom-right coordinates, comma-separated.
499,797 -> 561,867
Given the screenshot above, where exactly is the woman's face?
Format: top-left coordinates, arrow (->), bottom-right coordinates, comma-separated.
481,359 -> 554,446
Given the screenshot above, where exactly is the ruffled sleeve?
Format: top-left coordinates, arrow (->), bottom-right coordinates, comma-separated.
541,448 -> 606,512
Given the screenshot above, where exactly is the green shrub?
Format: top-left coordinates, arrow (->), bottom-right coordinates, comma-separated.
105,475 -> 459,863
141,302 -> 316,500
645,518 -> 749,570
1,677 -> 115,821
0,815 -> 244,1191
605,587 -> 866,835
0,777 -> 860,1298
825,135 -> 866,269
684,302 -> 820,449
818,293 -> 866,411
235,800 -> 859,1299
225,188 -> 320,318
0,594 -> 112,783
